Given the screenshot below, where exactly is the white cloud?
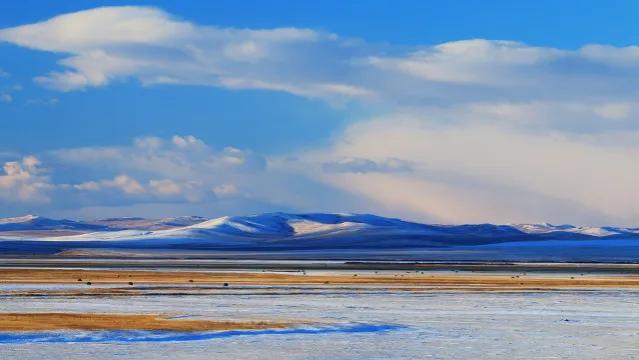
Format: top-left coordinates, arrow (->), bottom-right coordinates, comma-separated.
369,39 -> 564,85
2,8 -> 638,109
21,155 -> 41,173
149,179 -> 181,195
212,183 -> 239,197
171,135 -> 204,148
303,113 -> 639,225
0,156 -> 51,203
2,6 -> 639,115
0,93 -> 12,103
103,174 -> 145,195
30,118 -> 639,226
51,135 -> 267,206
579,44 -> 639,67
74,174 -> 204,202
0,7 -> 194,51
24,134 -> 376,219
74,180 -> 100,191
0,6 -> 355,100
133,136 -> 163,150
74,174 -> 145,195
54,135 -> 266,181
6,7 -> 639,224
591,102 -> 633,120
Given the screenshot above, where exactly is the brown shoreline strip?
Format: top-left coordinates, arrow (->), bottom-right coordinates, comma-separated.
0,313 -> 296,332
2,269 -> 639,289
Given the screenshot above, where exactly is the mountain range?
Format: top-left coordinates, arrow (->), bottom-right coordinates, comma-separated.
2,213 -> 639,261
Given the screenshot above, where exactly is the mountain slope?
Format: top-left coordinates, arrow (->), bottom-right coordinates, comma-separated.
0,215 -> 113,232
85,216 -> 208,230
2,213 -> 639,260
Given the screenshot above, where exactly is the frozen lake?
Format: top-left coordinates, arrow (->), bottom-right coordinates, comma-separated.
1,285 -> 639,359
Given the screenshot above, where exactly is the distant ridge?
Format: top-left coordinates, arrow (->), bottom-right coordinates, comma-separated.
0,215 -> 112,232
0,212 -> 639,240
2,212 -> 639,261
1,212 -> 638,238
86,216 -> 208,231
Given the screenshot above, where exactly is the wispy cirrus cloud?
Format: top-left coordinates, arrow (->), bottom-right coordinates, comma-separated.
0,6 -> 367,103
2,7 -> 639,108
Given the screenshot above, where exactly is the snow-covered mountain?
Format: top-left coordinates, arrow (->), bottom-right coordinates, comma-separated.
2,212 -> 639,240
2,213 -> 639,259
85,216 -> 208,230
46,213 -> 546,245
0,215 -> 112,232
509,222 -> 637,237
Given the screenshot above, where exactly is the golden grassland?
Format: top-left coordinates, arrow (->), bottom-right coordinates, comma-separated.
0,313 -> 295,332
2,268 -> 639,289
2,269 -> 638,332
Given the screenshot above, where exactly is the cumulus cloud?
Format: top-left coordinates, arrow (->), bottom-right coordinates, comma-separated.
74,174 -> 204,204
49,135 -> 270,208
0,133 -> 374,219
74,175 -> 144,195
54,135 -> 266,181
212,183 -> 239,197
73,180 -> 100,191
149,179 -> 181,195
0,156 -> 52,203
103,174 -> 145,195
171,135 -> 204,149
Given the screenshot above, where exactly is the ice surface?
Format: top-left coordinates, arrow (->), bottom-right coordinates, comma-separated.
0,324 -> 404,344
1,286 -> 639,359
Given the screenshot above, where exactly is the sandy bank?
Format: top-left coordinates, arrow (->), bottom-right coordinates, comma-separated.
2,269 -> 639,289
0,313 -> 295,332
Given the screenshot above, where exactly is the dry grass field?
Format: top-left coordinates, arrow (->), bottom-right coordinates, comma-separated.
2,268 -> 639,290
0,313 -> 296,331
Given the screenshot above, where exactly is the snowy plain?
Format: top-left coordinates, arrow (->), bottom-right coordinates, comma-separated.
1,285 -> 639,359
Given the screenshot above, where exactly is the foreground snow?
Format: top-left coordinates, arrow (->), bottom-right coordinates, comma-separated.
1,284 -> 638,359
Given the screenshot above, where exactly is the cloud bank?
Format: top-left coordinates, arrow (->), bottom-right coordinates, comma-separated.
3,7 -> 639,107
3,6 -> 639,225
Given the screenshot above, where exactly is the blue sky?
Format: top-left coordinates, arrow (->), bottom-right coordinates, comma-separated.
2,1 -> 639,225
